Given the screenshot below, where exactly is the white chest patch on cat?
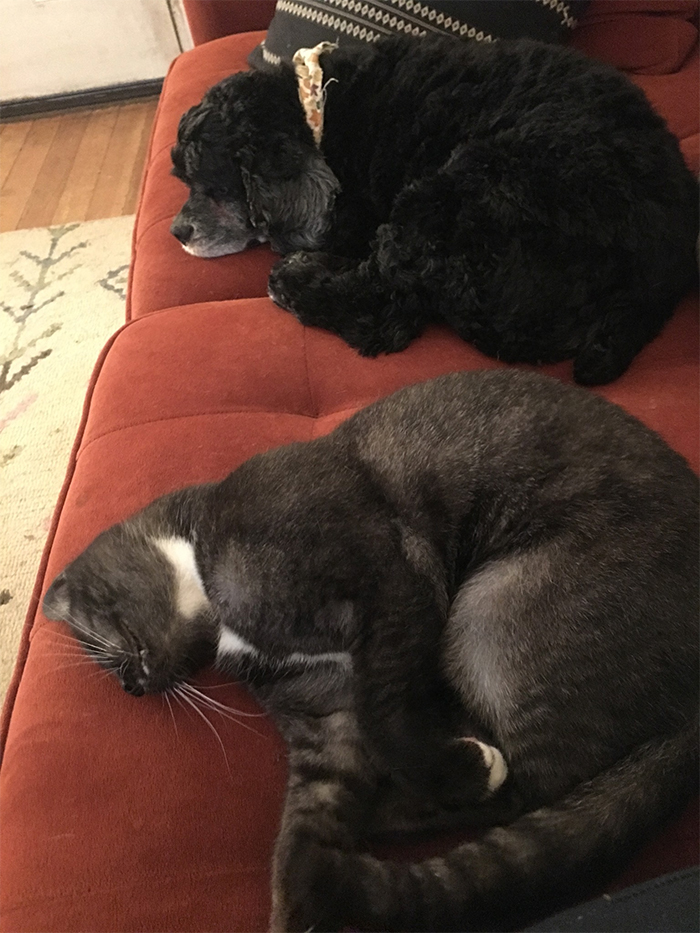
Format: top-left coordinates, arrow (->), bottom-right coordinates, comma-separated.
153,536 -> 210,618
217,626 -> 259,660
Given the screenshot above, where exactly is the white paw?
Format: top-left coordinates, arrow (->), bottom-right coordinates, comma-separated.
463,738 -> 508,794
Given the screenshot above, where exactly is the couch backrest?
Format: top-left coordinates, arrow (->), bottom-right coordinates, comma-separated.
182,0 -> 276,46
181,0 -> 698,80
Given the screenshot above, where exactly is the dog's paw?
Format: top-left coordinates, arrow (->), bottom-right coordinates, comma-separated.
267,251 -> 329,316
573,331 -> 633,385
267,253 -> 305,312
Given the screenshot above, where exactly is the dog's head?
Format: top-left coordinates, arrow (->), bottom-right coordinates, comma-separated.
170,70 -> 340,257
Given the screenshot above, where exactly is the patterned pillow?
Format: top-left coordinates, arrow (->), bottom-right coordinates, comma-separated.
249,0 -> 589,70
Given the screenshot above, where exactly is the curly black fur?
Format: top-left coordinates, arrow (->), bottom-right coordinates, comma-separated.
171,36 -> 698,384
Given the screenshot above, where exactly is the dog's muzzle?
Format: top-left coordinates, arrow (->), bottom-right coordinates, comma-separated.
171,221 -> 194,246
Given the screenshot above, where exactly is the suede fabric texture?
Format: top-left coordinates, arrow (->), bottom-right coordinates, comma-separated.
1,6 -> 698,932
569,0 -> 698,73
182,0 -> 276,47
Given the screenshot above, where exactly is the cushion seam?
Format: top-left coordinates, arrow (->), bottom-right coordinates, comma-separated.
135,211 -> 179,245
76,405 -> 362,461
302,327 -> 319,419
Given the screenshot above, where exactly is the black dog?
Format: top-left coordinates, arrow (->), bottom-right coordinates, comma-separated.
171,36 -> 698,384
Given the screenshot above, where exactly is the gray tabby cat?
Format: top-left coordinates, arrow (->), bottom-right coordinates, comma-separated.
43,370 -> 698,932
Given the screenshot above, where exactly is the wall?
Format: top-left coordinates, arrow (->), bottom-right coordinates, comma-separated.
2,0 -> 190,102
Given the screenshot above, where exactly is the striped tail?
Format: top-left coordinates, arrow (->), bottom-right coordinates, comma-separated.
302,721 -> 698,931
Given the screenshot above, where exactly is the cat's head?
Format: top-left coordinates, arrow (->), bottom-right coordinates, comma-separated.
43,522 -> 216,696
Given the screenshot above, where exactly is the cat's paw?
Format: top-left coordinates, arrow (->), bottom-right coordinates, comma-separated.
433,737 -> 509,809
460,737 -> 508,795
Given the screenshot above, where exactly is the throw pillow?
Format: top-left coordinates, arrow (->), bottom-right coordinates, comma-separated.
249,0 -> 589,70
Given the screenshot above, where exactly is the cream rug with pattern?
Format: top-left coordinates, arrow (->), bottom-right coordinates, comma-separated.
0,215 -> 133,706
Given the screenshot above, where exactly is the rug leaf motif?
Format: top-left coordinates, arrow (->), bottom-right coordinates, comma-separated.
0,225 -> 85,395
0,214 -> 134,706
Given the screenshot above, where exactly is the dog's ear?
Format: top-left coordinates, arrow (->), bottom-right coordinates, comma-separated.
172,104 -> 222,182
180,104 -> 211,139
240,135 -> 340,253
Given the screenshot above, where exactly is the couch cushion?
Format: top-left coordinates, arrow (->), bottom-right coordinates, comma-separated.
570,0 -> 698,74
630,46 -> 699,172
1,295 -> 697,932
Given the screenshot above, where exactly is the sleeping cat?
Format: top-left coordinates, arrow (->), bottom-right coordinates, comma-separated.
44,370 -> 698,932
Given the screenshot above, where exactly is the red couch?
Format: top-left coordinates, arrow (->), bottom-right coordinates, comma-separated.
1,3 -> 697,931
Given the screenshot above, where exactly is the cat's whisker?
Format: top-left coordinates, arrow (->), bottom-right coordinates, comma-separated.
61,612 -> 124,653
177,685 -> 264,738
83,666 -> 114,681
170,690 -> 189,721
163,692 -> 180,741
46,645 -> 112,667
61,640 -> 114,664
44,646 -> 92,659
47,629 -> 84,645
189,681 -> 239,691
178,686 -> 266,738
58,613 -> 100,640
46,634 -> 102,658
52,661 -> 104,676
181,683 -> 266,718
48,652 -> 101,664
51,658 -> 113,682
63,625 -> 121,656
173,686 -> 232,777
47,651 -> 101,664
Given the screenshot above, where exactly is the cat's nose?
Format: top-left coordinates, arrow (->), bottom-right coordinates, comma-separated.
120,677 -> 145,696
170,221 -> 193,245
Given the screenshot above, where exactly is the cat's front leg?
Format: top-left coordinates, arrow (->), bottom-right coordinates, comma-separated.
356,567 -> 511,812
270,709 -> 376,933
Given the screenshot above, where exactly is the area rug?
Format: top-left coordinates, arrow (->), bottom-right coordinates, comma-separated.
0,215 -> 133,706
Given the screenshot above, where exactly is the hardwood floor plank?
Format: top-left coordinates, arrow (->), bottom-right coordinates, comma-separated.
0,120 -> 33,188
51,106 -> 120,225
86,100 -> 155,221
1,98 -> 158,231
122,99 -> 159,215
17,110 -> 91,230
0,116 -> 61,232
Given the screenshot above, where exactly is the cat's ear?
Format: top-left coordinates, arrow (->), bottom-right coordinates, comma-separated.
43,572 -> 71,621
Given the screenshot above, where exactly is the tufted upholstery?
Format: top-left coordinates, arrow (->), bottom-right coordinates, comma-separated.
1,7 -> 698,932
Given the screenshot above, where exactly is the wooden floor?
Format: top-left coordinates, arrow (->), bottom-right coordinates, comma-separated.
0,98 -> 159,233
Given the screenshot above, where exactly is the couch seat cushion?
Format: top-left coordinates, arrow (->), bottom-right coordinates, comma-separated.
1,296 -> 697,932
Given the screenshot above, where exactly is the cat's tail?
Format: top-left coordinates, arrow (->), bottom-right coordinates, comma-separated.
307,719 -> 698,931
